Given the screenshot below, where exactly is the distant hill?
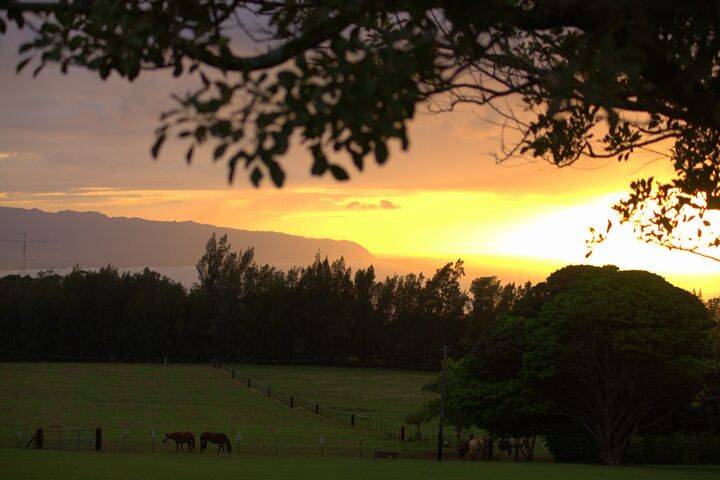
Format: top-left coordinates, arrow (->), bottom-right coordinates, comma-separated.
0,207 -> 374,270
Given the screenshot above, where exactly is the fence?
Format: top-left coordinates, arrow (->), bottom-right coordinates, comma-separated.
6,428 -> 102,451
214,361 -> 409,441
1,428 -> 441,459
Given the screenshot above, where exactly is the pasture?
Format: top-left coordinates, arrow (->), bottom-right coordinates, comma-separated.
224,363 -> 545,455
0,362 -> 412,453
2,449 -> 720,480
229,363 -> 438,424
2,362 -> 718,480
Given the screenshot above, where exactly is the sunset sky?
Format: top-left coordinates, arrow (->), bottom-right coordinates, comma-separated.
1,28 -> 719,296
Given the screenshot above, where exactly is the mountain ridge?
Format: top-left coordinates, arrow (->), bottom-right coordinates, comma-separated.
0,206 -> 374,270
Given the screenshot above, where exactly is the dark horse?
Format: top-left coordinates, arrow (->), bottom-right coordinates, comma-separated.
163,432 -> 195,452
200,432 -> 232,453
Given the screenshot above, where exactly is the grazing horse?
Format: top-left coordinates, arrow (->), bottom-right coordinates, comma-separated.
200,432 -> 232,453
468,437 -> 485,461
163,432 -> 195,452
458,432 -> 474,460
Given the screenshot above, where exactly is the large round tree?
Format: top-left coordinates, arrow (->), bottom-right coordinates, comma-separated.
522,265 -> 716,465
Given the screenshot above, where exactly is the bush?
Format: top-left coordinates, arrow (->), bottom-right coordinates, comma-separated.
623,434 -> 720,465
543,432 -> 602,463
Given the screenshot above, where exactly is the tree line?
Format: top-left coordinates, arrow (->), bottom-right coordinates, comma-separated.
0,233 -> 527,365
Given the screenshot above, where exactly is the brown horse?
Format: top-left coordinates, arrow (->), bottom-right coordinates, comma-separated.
200,432 -> 232,453
163,432 -> 195,452
457,439 -> 470,460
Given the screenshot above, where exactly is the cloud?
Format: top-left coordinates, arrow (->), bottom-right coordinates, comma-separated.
380,199 -> 399,209
346,199 -> 400,210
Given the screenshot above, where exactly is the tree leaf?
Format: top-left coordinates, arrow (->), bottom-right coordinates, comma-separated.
250,167 -> 263,186
329,164 -> 349,181
213,143 -> 228,160
375,142 -> 388,164
151,134 -> 166,158
310,144 -> 328,175
16,57 -> 31,74
267,160 -> 286,187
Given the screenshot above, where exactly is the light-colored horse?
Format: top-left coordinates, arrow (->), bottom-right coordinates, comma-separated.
468,437 -> 485,460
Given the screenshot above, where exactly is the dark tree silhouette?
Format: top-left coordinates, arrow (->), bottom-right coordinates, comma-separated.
448,265 -> 717,465
0,234 -> 520,365
4,1 -> 720,257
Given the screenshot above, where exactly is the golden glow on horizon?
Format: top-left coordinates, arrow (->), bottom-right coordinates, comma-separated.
3,186 -> 719,290
2,32 -> 715,294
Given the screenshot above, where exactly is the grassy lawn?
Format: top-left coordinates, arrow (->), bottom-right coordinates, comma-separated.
0,363 -> 414,453
225,363 -> 494,454
2,449 -> 720,480
229,363 -> 438,424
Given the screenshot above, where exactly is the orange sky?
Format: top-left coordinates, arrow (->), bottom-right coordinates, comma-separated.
1,29 -> 719,296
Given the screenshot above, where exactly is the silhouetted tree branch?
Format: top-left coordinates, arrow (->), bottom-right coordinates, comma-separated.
4,1 -> 720,257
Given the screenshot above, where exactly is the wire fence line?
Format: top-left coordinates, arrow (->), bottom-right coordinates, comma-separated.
214,361 -> 409,442
1,428 -> 441,459
0,361 -> 444,459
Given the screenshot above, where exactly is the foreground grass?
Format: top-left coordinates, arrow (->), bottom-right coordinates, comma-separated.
2,449 -> 719,480
230,363 -> 437,424
0,363 -> 404,451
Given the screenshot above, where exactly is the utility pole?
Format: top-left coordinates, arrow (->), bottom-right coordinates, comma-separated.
0,233 -> 47,271
22,233 -> 26,271
436,345 -> 448,462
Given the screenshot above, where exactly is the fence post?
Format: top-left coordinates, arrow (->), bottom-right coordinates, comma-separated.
400,425 -> 406,442
320,435 -> 325,457
351,414 -> 355,427
236,433 -> 241,456
359,436 -> 362,459
123,428 -> 128,453
36,428 -> 44,449
95,428 -> 102,451
315,403 -> 319,415
248,377 -> 251,387
152,430 -> 156,452
232,369 -> 235,379
16,430 -> 22,449
267,386 -> 271,397
59,427 -> 63,449
289,396 -> 294,408
275,434 -> 279,455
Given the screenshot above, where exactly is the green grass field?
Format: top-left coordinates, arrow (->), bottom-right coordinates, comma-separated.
0,362 -> 408,453
229,363 -> 438,424
2,449 -> 719,480
1,362 -> 718,480
226,363 -> 503,452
